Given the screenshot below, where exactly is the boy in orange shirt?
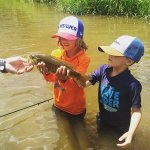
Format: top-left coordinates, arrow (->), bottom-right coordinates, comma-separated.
38,16 -> 90,119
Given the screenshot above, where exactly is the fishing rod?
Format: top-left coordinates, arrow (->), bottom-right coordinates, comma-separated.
0,98 -> 53,118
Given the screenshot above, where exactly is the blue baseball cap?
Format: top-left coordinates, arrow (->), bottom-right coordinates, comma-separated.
51,16 -> 84,40
98,35 -> 144,62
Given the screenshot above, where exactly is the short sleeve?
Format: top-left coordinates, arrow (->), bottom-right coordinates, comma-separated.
89,64 -> 107,85
129,80 -> 142,108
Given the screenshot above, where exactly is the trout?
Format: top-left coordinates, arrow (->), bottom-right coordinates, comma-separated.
29,54 -> 89,87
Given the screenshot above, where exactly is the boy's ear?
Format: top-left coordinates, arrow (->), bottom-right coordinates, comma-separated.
126,58 -> 134,66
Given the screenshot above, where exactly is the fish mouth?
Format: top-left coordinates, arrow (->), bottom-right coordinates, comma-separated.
29,54 -> 36,59
29,55 -> 39,64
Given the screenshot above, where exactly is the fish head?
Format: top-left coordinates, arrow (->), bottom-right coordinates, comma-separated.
29,54 -> 43,65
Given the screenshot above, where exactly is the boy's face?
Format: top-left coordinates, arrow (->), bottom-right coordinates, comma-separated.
108,55 -> 133,68
59,37 -> 77,52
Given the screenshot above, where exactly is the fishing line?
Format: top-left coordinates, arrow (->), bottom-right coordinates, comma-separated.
0,98 -> 53,118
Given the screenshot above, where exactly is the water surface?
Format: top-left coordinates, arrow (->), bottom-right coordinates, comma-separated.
0,0 -> 150,150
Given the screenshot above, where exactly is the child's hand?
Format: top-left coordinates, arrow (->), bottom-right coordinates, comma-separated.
37,61 -> 48,74
117,131 -> 133,148
56,66 -> 70,81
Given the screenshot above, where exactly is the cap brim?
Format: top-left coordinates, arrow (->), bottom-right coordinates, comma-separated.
98,46 -> 124,56
51,32 -> 78,40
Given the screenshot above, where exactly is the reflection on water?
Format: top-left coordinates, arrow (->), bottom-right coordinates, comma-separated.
0,0 -> 150,149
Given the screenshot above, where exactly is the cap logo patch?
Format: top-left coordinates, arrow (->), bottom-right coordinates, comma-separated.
60,24 -> 77,32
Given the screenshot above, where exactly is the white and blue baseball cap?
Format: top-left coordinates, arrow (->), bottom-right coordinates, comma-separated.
51,16 -> 84,40
98,35 -> 144,62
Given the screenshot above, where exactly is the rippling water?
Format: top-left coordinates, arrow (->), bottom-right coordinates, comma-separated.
0,0 -> 150,150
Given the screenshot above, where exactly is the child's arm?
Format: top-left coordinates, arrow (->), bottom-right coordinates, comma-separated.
117,108 -> 142,148
73,79 -> 92,88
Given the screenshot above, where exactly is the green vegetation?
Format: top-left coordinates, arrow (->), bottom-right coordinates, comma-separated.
16,0 -> 150,20
32,0 -> 55,3
56,0 -> 150,20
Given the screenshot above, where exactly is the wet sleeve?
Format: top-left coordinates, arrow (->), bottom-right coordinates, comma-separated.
129,81 -> 142,108
89,67 -> 102,85
89,65 -> 106,85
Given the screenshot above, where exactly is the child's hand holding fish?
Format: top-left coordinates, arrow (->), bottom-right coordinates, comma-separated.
37,61 -> 68,81
36,61 -> 49,75
56,66 -> 86,87
56,66 -> 70,81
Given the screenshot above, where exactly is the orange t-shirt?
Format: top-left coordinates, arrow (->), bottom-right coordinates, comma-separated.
44,49 -> 90,115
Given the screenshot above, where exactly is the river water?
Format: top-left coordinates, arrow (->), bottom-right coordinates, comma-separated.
0,0 -> 150,150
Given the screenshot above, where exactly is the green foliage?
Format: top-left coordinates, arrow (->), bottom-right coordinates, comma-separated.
56,0 -> 150,20
22,0 -> 56,4
13,0 -> 150,20
33,0 -> 56,3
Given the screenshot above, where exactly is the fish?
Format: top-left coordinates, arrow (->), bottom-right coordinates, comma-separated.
29,54 -> 89,87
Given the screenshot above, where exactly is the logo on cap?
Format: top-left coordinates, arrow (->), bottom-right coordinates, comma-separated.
59,24 -> 77,32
